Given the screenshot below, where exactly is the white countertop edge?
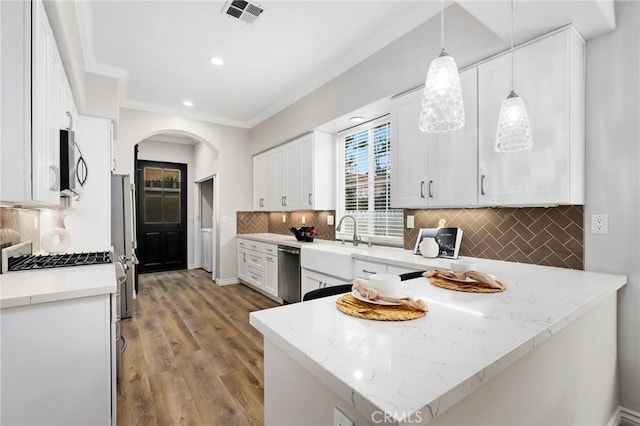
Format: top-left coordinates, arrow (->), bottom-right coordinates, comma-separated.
251,276 -> 626,423
251,310 -> 384,419
417,288 -> 623,422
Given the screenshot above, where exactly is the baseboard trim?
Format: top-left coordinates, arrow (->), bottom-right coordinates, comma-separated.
215,277 -> 240,286
608,406 -> 640,426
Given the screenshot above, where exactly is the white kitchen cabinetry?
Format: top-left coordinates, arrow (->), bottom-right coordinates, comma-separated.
253,131 -> 333,211
1,0 -> 77,206
1,294 -> 114,425
301,269 -> 350,301
264,245 -> 278,297
253,151 -> 274,210
237,240 -> 248,282
353,259 -> 418,280
299,132 -> 334,210
478,27 -> 585,206
237,238 -> 278,298
391,68 -> 478,209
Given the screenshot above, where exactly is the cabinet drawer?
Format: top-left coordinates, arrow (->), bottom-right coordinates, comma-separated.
246,267 -> 264,287
238,239 -> 249,249
247,252 -> 264,270
353,260 -> 386,279
387,265 -> 421,276
247,241 -> 264,252
264,244 -> 278,256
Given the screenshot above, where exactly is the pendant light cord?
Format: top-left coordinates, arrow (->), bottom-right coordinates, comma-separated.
510,0 -> 514,90
440,0 -> 445,50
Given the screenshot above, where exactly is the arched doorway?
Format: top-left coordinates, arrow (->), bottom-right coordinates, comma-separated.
132,132 -> 219,281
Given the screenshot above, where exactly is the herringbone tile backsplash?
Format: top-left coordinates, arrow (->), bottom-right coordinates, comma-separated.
404,206 -> 584,269
237,206 -> 583,270
237,211 -> 336,241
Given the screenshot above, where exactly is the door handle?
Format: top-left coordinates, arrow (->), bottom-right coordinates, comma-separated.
428,180 -> 434,198
420,181 -> 425,198
480,175 -> 486,196
308,193 -> 312,205
284,196 -> 287,206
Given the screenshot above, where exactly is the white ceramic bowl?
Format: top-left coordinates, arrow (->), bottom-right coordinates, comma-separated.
368,273 -> 402,296
450,260 -> 476,272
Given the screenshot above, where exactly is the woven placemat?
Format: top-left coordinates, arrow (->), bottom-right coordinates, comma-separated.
336,294 -> 427,321
429,276 -> 507,293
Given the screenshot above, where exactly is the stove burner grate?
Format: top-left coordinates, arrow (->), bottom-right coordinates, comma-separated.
7,251 -> 112,272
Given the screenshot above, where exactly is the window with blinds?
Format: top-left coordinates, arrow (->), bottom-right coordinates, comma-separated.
337,117 -> 404,245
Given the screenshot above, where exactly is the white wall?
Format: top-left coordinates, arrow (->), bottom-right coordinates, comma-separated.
137,139 -> 196,268
249,4 -> 505,153
113,107 -> 251,282
584,0 -> 640,413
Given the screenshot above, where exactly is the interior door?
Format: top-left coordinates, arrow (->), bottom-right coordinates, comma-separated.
136,160 -> 187,273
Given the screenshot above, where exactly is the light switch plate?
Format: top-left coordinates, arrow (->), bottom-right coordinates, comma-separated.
301,214 -> 306,225
282,214 -> 286,223
328,215 -> 334,226
591,214 -> 608,234
333,407 -> 354,426
407,215 -> 415,229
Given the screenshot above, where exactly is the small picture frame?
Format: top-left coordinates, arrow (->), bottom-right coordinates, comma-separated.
413,227 -> 464,259
413,228 -> 438,255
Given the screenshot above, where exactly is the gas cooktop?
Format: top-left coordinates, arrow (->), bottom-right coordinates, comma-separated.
6,251 -> 113,272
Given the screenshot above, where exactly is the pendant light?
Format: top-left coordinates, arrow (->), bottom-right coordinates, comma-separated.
419,0 -> 464,134
495,0 -> 532,152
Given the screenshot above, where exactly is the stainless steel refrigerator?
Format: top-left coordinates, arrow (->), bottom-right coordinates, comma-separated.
111,174 -> 138,319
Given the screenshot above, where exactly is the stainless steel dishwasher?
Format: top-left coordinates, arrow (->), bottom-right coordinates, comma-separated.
278,245 -> 301,304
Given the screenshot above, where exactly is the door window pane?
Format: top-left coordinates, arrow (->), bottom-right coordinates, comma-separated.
145,195 -> 162,223
143,167 -> 182,224
163,197 -> 180,223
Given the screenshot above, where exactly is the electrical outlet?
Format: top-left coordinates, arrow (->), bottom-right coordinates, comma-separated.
591,214 -> 608,234
282,214 -> 286,223
327,215 -> 334,226
407,215 -> 415,229
301,214 -> 306,225
333,407 -> 354,426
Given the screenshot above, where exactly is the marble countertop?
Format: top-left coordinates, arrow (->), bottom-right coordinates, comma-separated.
0,264 -> 117,308
250,259 -> 626,423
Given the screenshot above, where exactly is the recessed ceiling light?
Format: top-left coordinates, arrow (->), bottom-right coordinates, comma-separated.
209,57 -> 224,66
183,100 -> 194,107
350,116 -> 365,123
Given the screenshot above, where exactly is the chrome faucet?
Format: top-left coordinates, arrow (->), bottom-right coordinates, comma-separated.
336,215 -> 361,246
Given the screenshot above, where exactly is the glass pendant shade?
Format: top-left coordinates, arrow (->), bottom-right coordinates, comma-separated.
495,90 -> 532,152
419,49 -> 465,133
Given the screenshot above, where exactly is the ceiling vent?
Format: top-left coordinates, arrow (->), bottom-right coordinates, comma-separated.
222,0 -> 264,25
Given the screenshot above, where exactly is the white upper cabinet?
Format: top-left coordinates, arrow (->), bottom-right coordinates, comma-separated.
478,27 -> 585,206
299,132 -> 334,210
1,0 -> 76,206
391,68 -> 478,208
253,131 -> 334,211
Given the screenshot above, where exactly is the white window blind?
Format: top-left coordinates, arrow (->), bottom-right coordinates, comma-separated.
337,117 -> 403,245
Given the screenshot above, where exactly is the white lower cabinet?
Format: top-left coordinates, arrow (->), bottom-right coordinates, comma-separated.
237,246 -> 247,282
353,259 -> 419,280
264,250 -> 278,297
237,238 -> 278,299
301,269 -> 351,301
1,294 -> 114,425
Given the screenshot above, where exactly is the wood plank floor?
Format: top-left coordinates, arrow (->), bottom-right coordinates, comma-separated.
117,269 -> 279,425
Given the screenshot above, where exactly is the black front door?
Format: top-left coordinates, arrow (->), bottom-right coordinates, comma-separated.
136,160 -> 188,273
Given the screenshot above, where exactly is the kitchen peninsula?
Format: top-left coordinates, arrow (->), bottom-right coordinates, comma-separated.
250,254 -> 626,425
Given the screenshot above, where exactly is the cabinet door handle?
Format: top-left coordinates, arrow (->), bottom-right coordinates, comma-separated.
428,180 -> 434,198
420,181 -> 425,198
65,111 -> 73,131
284,196 -> 287,206
281,196 -> 285,206
243,253 -> 246,262
49,166 -> 59,191
362,269 -> 376,275
480,175 -> 486,196
308,193 -> 312,205
261,198 -> 264,207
